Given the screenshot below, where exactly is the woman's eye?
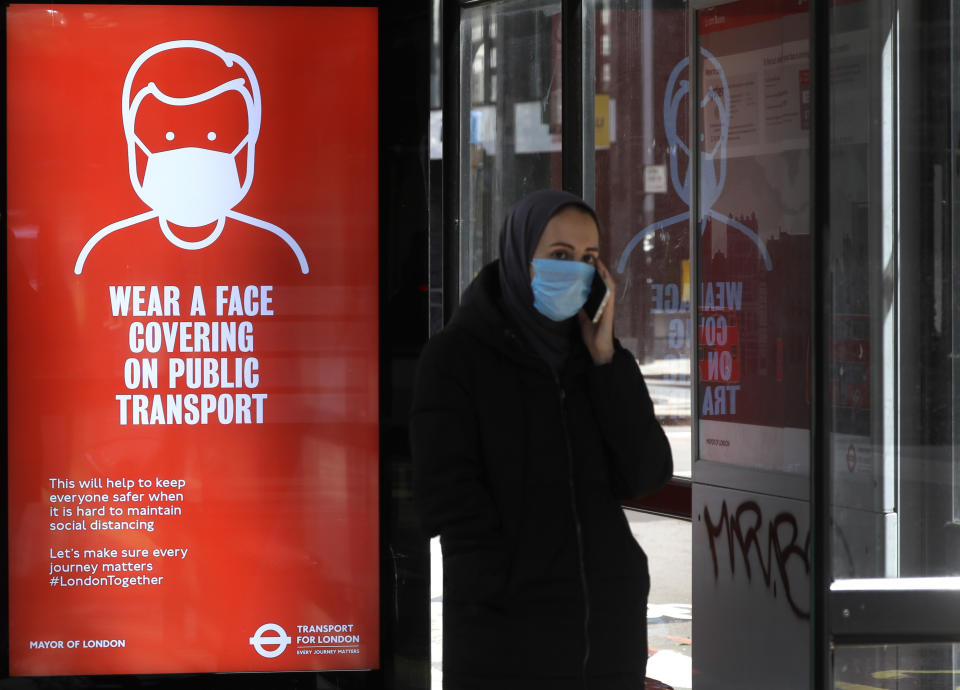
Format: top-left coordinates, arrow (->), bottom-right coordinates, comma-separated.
551,250 -> 570,260
583,255 -> 597,265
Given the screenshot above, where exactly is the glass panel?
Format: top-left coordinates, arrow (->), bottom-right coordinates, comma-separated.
835,644 -> 960,688
458,0 -> 563,294
827,0 -> 898,581
695,2 -> 812,474
587,0 -> 692,478
828,0 -> 960,581
584,10 -> 693,684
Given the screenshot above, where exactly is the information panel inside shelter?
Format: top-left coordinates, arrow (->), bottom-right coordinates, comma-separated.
696,0 -> 812,474
6,5 -> 379,675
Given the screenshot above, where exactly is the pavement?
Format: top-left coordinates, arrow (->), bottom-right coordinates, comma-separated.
628,511 -> 692,689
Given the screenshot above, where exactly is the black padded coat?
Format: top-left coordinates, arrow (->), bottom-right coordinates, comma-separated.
410,262 -> 673,690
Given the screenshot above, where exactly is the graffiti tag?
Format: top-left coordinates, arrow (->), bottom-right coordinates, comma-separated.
703,500 -> 810,619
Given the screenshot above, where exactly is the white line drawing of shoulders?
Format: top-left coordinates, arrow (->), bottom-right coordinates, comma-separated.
75,39 -> 309,275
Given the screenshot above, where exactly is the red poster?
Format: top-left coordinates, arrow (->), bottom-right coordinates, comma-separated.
695,6 -> 811,472
7,5 -> 379,675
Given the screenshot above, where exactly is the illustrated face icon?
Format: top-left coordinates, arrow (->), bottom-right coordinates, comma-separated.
73,39 -> 309,276
122,40 -> 262,245
616,48 -> 771,274
663,49 -> 730,215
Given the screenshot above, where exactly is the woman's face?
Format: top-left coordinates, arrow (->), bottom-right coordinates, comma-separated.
529,207 -> 600,280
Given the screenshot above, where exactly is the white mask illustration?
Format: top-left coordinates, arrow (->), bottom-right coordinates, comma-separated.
138,139 -> 247,228
123,43 -> 261,249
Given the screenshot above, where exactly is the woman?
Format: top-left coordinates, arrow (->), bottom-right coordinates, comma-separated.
411,190 -> 673,689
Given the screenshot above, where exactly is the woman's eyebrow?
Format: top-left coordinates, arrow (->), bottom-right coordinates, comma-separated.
548,241 -> 599,252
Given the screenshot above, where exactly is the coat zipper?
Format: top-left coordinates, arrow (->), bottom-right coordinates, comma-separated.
555,375 -> 591,682
506,330 -> 592,682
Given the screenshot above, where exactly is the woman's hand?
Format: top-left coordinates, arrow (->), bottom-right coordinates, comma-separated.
578,259 -> 615,365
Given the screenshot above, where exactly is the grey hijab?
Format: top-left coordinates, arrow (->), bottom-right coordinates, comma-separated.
497,189 -> 599,372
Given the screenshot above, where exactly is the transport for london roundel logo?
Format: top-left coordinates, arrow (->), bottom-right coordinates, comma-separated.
249,623 -> 292,658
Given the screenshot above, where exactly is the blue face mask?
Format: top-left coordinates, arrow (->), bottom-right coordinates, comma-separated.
530,258 -> 595,321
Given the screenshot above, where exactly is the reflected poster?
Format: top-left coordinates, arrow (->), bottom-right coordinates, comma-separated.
6,5 -> 379,675
696,0 -> 812,473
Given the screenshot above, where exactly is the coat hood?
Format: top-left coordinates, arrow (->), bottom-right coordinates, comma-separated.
449,261 -> 517,354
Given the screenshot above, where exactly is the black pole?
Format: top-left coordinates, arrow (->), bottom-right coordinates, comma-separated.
441,0 -> 463,328
561,0 -> 583,196
809,0 -> 831,687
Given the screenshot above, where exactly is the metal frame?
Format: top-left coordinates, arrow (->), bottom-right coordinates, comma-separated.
809,0 -> 830,685
623,478 -> 692,521
689,0 -> 702,521
580,2 -> 596,206
694,461 -> 810,501
561,0 -> 584,194
832,580 -> 960,645
689,0 -> 739,11
440,0 -> 463,328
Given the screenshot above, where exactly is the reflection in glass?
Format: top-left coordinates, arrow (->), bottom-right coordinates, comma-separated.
835,644 -> 960,689
458,1 -> 563,294
828,0 -> 897,581
828,0 -> 960,581
587,0 -> 691,477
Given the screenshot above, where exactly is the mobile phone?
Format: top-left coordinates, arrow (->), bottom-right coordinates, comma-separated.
583,270 -> 611,323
